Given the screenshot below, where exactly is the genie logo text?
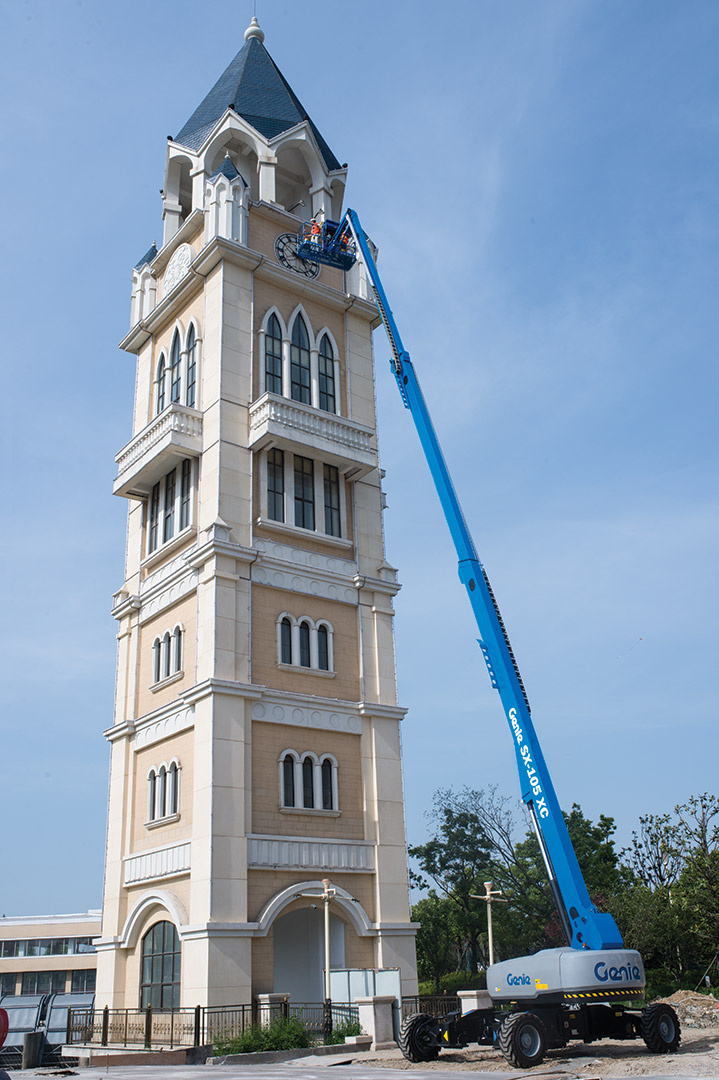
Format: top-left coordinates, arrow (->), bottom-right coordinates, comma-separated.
506,973 -> 531,987
594,962 -> 641,983
508,708 -> 548,818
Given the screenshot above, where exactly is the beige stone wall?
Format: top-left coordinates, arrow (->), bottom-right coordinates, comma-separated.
250,586 -> 360,701
251,721 -> 364,839
247,870 -> 376,926
248,207 -> 344,296
130,728 -> 195,852
135,594 -> 197,718
135,288 -> 205,432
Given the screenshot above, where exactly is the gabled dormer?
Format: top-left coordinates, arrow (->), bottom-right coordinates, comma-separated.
161,17 -> 347,247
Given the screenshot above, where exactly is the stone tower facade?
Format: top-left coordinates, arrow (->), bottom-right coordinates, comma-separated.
96,18 -> 418,1009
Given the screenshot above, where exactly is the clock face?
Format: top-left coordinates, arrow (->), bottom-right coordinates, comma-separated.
274,232 -> 320,278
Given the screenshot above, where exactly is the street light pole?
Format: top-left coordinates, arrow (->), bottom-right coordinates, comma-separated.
296,879 -> 336,1041
470,882 -> 507,967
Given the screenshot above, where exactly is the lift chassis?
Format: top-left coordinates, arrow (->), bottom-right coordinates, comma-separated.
297,213 -> 681,1068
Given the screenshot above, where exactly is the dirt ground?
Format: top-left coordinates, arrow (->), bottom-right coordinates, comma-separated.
360,993 -> 719,1076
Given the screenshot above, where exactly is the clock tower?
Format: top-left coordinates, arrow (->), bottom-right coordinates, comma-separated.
96,17 -> 418,1009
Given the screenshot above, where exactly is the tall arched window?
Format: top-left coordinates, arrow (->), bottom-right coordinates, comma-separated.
157,766 -> 167,818
170,332 -> 182,403
318,334 -> 336,413
155,356 -> 166,415
168,762 -> 179,815
185,325 -> 196,408
152,639 -> 162,683
290,315 -> 311,404
299,621 -> 311,668
148,769 -> 157,820
265,314 -> 283,395
280,618 -> 292,665
317,625 -> 329,671
302,757 -> 314,808
321,758 -> 333,810
282,754 -> 295,808
162,632 -> 172,679
140,921 -> 181,1009
173,626 -> 183,672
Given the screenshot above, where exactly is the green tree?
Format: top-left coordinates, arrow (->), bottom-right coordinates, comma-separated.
411,892 -> 456,991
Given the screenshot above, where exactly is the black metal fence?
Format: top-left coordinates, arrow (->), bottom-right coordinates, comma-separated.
400,995 -> 459,1020
67,1000 -> 361,1050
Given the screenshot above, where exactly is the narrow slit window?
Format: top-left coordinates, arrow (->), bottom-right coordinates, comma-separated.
299,621 -> 311,667
163,468 -> 176,543
152,639 -> 161,683
156,357 -> 166,415
168,762 -> 179,815
157,766 -> 167,818
318,335 -> 336,413
294,457 -> 315,530
317,625 -> 329,671
268,449 -> 284,522
163,632 -> 171,679
290,316 -> 311,404
173,627 -> 183,672
323,464 -> 340,537
280,618 -> 292,665
265,314 -> 283,395
283,754 -> 295,807
185,326 -> 196,408
170,332 -> 181,403
148,771 -> 157,821
179,459 -> 191,531
302,757 -> 314,808
321,759 -> 333,810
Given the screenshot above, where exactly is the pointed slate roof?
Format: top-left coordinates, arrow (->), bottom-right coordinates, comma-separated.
134,242 -> 158,270
174,35 -> 342,172
209,153 -> 246,184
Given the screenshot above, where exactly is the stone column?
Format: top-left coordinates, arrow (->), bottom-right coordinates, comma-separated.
354,995 -> 397,1050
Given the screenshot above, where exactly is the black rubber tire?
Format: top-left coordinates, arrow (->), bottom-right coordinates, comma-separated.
498,1011 -> 547,1069
640,1002 -> 681,1053
398,1012 -> 441,1062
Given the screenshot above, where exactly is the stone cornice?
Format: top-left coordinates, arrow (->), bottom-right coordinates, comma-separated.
357,701 -> 408,721
353,573 -> 401,598
179,678 -> 266,706
185,536 -> 258,572
111,593 -> 142,621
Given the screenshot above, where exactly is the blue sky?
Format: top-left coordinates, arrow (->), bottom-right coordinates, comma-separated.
1,0 -> 716,915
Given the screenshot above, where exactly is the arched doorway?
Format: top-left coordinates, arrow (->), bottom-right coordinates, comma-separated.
140,920 -> 181,1008
273,908 -> 345,1002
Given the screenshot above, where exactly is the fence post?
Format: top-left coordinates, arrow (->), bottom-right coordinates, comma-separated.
323,999 -> 333,1044
101,1005 -> 109,1047
144,1004 -> 152,1049
194,1005 -> 202,1047
66,1007 -> 73,1045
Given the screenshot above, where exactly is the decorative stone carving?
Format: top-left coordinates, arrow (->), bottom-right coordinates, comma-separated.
134,705 -> 194,749
247,836 -> 373,872
251,697 -> 361,734
124,842 -> 191,885
162,243 -> 193,296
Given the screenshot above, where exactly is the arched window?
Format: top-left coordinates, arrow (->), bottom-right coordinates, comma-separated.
148,769 -> 157,821
321,758 -> 333,810
170,331 -> 182,403
299,621 -> 311,668
185,325 -> 197,408
318,334 -> 336,413
280,618 -> 292,665
155,355 -> 166,415
173,626 -> 183,673
162,632 -> 172,679
282,754 -> 295,807
140,921 -> 181,1009
152,638 -> 162,683
302,757 -> 314,809
157,765 -> 167,818
290,315 -> 311,404
168,761 -> 179,815
265,314 -> 283,395
317,625 -> 329,671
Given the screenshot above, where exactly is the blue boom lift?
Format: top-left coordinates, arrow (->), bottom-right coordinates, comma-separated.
298,212 -> 681,1068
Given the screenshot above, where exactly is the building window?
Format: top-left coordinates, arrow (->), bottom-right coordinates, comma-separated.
140,921 -> 180,1009
151,625 -> 183,685
185,325 -> 197,408
146,460 -> 194,555
317,624 -> 329,671
268,449 -> 284,522
282,754 -> 295,807
170,331 -> 182,403
155,355 -> 166,415
318,334 -> 336,413
265,313 -> 283,395
0,938 -> 95,958
276,615 -> 334,673
71,969 -> 96,993
280,617 -> 292,664
1,973 -> 17,995
279,750 -> 338,812
147,760 -> 181,822
290,315 -> 311,404
323,465 -> 340,537
21,971 -> 66,995
294,456 -> 315,530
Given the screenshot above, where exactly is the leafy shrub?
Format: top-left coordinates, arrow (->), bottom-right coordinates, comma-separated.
326,1018 -> 362,1044
214,1016 -> 311,1055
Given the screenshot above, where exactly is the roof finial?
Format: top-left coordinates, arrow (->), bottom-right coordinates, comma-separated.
244,15 -> 265,43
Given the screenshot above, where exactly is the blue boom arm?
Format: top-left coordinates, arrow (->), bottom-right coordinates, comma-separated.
333,208 -> 622,951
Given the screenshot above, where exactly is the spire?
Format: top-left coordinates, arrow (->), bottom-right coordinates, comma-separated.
174,28 -> 341,171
